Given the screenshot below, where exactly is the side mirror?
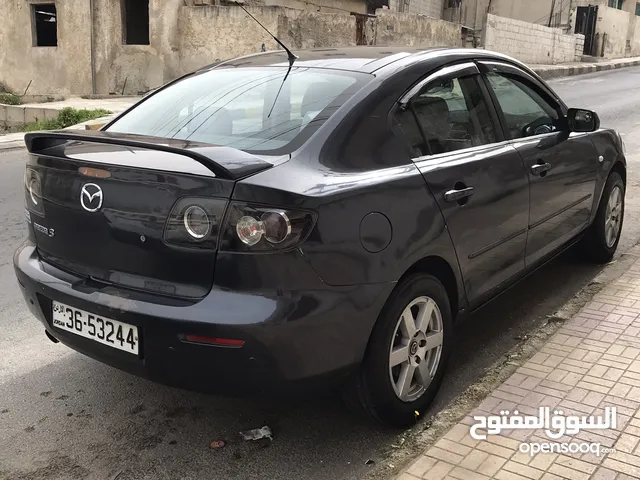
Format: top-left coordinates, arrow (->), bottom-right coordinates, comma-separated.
567,108 -> 600,133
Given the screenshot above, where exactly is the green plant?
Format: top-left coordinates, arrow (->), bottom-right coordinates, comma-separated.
0,92 -> 21,105
23,107 -> 111,132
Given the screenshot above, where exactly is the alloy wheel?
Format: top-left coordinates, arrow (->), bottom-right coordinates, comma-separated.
605,185 -> 623,248
388,296 -> 444,402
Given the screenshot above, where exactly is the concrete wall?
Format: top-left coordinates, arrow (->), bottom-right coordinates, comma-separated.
261,0 -> 367,14
388,0 -> 443,18
596,5 -> 631,58
178,6 -> 357,73
484,14 -> 583,64
446,0 -> 573,43
631,16 -> 640,56
0,0 -> 93,96
488,0 -> 571,28
407,0 -> 443,18
0,2 -> 463,97
373,11 -> 461,46
93,0 -> 183,96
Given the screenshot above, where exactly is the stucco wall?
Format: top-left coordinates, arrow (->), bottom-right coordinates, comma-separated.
596,6 -> 630,59
373,11 -> 461,46
484,14 -> 583,65
0,0 -> 93,96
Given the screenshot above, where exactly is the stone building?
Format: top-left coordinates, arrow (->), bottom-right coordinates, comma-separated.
0,0 -> 459,97
440,0 -> 640,58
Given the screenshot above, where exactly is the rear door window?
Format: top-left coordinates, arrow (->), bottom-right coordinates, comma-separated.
393,75 -> 498,157
107,67 -> 371,154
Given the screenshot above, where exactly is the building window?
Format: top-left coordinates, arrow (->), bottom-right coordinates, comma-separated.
122,0 -> 149,45
609,0 -> 624,9
636,2 -> 640,15
32,4 -> 57,47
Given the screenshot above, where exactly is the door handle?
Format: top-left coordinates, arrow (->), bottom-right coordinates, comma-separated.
531,162 -> 552,176
444,186 -> 475,203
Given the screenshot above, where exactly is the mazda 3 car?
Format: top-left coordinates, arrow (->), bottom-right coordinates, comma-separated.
14,47 -> 626,426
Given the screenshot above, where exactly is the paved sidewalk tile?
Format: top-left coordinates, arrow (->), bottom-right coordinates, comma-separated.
396,259 -> 640,480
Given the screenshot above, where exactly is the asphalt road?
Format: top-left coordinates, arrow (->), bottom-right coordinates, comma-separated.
1,67 -> 640,480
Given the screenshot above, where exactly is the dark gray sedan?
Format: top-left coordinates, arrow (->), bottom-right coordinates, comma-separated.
15,47 -> 626,427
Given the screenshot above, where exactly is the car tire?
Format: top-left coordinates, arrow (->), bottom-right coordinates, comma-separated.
580,172 -> 625,264
343,274 -> 453,427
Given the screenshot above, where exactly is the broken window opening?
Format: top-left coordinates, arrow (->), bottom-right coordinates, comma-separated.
122,0 -> 150,45
32,4 -> 58,47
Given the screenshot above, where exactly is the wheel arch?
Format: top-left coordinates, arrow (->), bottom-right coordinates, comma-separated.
360,254 -> 464,364
610,160 -> 627,186
398,255 -> 462,323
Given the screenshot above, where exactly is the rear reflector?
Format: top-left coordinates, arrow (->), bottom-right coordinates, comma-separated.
184,334 -> 245,347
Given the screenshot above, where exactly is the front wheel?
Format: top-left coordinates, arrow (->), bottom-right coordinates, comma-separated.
580,172 -> 625,263
343,274 -> 453,427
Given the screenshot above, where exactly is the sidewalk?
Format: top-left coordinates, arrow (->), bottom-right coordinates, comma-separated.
532,56 -> 640,80
0,96 -> 139,151
397,256 -> 640,480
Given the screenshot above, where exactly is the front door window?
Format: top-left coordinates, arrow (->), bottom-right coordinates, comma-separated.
485,72 -> 562,139
393,75 -> 497,157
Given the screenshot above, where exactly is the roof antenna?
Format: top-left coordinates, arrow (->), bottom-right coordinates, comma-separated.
234,2 -> 297,67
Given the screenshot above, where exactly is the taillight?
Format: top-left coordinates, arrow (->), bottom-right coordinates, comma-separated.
24,167 -> 44,216
219,202 -> 316,252
163,197 -> 227,249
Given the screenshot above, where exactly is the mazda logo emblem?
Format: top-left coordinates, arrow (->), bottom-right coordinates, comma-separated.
80,183 -> 103,212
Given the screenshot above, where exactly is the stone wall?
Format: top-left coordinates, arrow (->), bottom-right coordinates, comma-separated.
575,34 -> 586,61
372,11 -> 461,47
178,6 -> 358,73
261,0 -> 367,14
484,14 -> 584,65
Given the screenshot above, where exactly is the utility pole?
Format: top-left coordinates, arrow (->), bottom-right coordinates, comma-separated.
548,0 -> 557,27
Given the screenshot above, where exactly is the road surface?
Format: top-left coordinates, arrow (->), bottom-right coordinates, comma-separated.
1,67 -> 639,480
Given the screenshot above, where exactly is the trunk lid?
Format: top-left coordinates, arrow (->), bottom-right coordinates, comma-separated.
24,131 -> 278,299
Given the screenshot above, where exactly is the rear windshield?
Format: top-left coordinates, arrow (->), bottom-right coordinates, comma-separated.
106,66 -> 371,154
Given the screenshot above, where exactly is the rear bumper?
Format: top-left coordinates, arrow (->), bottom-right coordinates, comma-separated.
14,241 -> 394,394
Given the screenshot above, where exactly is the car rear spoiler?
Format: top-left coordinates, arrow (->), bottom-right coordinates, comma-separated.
24,130 -> 275,180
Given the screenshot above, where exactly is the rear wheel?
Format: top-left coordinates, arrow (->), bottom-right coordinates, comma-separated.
580,172 -> 625,263
344,274 -> 453,427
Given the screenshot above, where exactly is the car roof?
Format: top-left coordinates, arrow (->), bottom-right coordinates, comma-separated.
200,46 -> 458,74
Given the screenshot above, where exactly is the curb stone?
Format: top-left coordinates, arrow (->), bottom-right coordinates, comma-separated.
534,59 -> 640,79
0,115 -> 115,151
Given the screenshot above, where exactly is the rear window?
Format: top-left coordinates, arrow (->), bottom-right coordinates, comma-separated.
106,67 -> 371,154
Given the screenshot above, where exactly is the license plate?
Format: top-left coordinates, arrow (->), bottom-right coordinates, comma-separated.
52,301 -> 139,355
